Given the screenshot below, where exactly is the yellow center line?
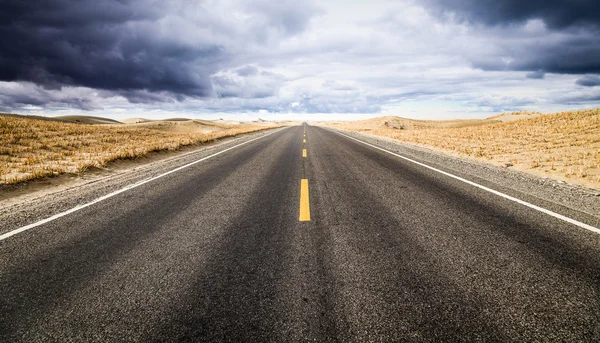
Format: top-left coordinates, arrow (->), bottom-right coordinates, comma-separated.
299,179 -> 311,221
302,149 -> 307,158
303,139 -> 306,143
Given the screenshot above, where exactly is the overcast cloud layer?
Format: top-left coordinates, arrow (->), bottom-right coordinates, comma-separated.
1,0 -> 599,120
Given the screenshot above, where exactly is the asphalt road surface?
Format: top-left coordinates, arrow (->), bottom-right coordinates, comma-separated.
1,125 -> 599,342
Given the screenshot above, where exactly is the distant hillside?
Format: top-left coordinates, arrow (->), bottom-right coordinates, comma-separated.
53,115 -> 123,124
0,113 -> 123,125
486,111 -> 545,122
325,115 -> 500,132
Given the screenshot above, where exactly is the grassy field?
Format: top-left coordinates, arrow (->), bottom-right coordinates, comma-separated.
326,109 -> 600,189
0,114 -> 278,184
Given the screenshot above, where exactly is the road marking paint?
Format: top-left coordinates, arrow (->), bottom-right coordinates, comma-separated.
335,131 -> 600,235
299,179 -> 311,221
0,128 -> 285,241
302,149 -> 307,158
303,139 -> 306,143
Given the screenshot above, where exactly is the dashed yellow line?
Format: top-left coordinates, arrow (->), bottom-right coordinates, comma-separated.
303,139 -> 306,143
299,179 -> 311,221
302,149 -> 307,158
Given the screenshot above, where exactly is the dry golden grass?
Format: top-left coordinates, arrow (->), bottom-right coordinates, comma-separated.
327,108 -> 600,189
0,114 -> 277,184
486,110 -> 545,122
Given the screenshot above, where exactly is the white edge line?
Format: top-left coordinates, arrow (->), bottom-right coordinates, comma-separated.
333,130 -> 600,235
0,128 -> 284,241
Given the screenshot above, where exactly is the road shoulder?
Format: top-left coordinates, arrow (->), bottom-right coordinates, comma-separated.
322,127 -> 600,226
0,128 -> 284,235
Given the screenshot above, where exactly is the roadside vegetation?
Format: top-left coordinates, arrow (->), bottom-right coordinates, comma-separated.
328,108 -> 600,189
0,114 -> 277,184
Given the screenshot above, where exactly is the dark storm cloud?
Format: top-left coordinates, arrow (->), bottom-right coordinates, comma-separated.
424,0 -> 600,29
424,0 -> 600,75
0,0 -> 218,99
557,90 -> 600,103
525,71 -> 545,79
470,32 -> 600,74
0,0 -> 319,105
576,75 -> 600,87
0,83 -> 101,111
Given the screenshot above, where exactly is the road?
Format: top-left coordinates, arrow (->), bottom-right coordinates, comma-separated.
1,125 -> 599,341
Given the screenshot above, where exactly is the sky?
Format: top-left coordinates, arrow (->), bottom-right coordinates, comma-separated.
0,0 -> 599,121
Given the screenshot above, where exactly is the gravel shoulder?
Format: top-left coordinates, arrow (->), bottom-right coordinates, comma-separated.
323,127 -> 600,228
0,128 -> 284,236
